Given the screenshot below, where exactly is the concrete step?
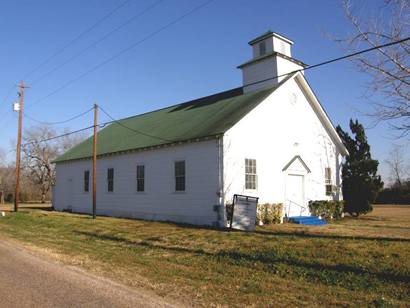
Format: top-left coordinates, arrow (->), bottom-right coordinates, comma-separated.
288,216 -> 327,226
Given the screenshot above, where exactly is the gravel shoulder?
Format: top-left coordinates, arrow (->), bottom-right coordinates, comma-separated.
0,239 -> 178,308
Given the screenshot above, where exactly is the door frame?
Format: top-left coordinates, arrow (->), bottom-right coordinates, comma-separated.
284,173 -> 306,217
282,155 -> 311,217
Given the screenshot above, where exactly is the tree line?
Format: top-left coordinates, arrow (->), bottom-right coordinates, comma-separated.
0,125 -> 85,203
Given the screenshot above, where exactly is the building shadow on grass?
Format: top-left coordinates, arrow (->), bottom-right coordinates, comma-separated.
158,220 -> 410,243
75,230 -> 410,286
23,205 -> 54,211
252,229 -> 410,243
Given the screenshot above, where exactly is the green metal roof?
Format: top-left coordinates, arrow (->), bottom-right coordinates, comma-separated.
54,83 -> 284,163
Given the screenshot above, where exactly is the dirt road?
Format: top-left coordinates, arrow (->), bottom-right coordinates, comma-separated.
0,240 -> 176,307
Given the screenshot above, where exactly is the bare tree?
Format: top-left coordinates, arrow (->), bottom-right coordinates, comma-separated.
0,148 -> 7,203
21,125 -> 85,203
22,127 -> 57,203
0,148 -> 5,166
385,144 -> 409,186
335,0 -> 410,135
0,158 -> 15,204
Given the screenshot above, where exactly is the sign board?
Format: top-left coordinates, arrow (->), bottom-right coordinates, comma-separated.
230,194 -> 258,231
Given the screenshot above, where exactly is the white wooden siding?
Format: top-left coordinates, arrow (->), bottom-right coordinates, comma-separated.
54,139 -> 222,226
223,76 -> 342,210
242,57 -> 278,91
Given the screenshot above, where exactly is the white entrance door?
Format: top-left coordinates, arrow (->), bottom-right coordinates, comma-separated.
285,174 -> 306,217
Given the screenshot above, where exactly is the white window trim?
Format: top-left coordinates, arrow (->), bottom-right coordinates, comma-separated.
106,167 -> 115,194
245,158 -> 258,191
173,159 -> 187,193
83,169 -> 90,194
136,164 -> 145,193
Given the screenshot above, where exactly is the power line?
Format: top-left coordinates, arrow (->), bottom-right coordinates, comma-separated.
244,36 -> 410,88
0,0 -> 131,113
20,36 -> 410,148
21,103 -> 175,147
0,87 -> 15,108
30,0 -> 165,86
27,0 -> 216,109
0,85 -> 19,121
99,105 -> 173,142
23,0 -> 131,81
24,106 -> 94,125
21,124 -> 97,147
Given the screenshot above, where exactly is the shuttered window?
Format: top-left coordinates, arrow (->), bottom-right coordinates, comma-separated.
325,167 -> 332,195
84,170 -> 90,193
245,158 -> 257,190
259,41 -> 266,56
136,165 -> 145,192
175,161 -> 185,192
107,168 -> 114,192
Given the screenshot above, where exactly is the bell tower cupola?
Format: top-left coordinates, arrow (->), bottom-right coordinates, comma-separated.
238,31 -> 307,92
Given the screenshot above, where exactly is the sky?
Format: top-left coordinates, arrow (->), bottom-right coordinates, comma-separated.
0,0 -> 408,183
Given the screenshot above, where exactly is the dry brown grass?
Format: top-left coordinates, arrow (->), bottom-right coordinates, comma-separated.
0,203 -> 408,307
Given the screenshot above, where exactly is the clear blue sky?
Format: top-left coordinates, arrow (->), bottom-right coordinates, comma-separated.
0,0 -> 407,182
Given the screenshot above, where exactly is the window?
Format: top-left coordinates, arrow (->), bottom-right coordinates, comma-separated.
325,167 -> 332,195
259,41 -> 266,56
84,170 -> 90,193
175,161 -> 185,192
136,165 -> 145,192
107,168 -> 114,192
245,158 -> 257,190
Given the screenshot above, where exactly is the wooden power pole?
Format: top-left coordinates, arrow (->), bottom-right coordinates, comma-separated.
92,103 -> 98,219
14,81 -> 28,212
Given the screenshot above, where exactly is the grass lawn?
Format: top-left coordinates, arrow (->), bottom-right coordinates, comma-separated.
0,204 -> 409,307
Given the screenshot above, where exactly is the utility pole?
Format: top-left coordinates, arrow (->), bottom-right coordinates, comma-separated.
14,81 -> 29,212
92,103 -> 98,219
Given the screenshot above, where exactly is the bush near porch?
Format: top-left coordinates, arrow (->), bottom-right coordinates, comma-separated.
256,203 -> 283,225
308,200 -> 344,220
226,203 -> 284,225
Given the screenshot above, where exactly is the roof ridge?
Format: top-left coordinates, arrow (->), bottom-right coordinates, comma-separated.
54,80 -> 290,163
114,86 -> 243,123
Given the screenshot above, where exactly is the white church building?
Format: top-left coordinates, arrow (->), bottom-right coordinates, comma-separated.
53,31 -> 348,227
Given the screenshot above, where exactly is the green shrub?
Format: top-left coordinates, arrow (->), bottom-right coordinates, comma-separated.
256,203 -> 283,225
308,200 -> 344,220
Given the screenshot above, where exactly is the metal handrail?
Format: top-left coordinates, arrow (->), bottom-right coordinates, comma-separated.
286,199 -> 307,217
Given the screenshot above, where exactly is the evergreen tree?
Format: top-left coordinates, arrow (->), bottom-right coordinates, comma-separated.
336,119 -> 383,216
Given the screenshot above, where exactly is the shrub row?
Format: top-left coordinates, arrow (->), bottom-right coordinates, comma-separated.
308,200 -> 344,220
256,203 -> 283,225
226,203 -> 284,225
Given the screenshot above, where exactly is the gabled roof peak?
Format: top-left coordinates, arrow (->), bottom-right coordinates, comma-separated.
248,30 -> 294,46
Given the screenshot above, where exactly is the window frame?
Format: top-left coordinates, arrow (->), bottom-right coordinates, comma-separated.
259,41 -> 266,56
174,160 -> 186,192
325,167 -> 332,195
107,168 -> 114,193
245,158 -> 257,190
83,170 -> 90,193
136,164 -> 145,193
